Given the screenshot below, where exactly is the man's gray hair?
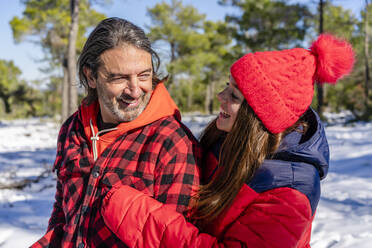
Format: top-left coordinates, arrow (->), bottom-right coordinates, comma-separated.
78,17 -> 163,104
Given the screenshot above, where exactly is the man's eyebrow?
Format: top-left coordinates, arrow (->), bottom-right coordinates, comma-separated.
139,68 -> 152,74
106,73 -> 124,79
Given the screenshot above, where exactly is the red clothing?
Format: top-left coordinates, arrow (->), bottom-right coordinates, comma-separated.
102,184 -> 313,248
101,108 -> 329,248
32,83 -> 201,248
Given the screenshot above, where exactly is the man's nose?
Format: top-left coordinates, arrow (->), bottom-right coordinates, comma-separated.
124,77 -> 141,98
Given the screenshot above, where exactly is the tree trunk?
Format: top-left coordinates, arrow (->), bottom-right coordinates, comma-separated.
61,60 -> 69,123
25,99 -> 37,117
170,42 -> 176,62
364,0 -> 371,118
67,0 -> 79,116
205,79 -> 211,114
316,0 -> 324,117
205,80 -> 215,114
187,80 -> 193,111
167,42 -> 176,85
0,94 -> 11,113
209,80 -> 215,114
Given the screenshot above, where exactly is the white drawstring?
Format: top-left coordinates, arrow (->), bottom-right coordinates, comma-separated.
89,119 -> 117,161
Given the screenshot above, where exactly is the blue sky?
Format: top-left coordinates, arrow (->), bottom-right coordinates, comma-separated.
0,0 -> 365,82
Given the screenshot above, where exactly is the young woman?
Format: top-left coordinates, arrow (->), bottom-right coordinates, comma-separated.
100,34 -> 354,248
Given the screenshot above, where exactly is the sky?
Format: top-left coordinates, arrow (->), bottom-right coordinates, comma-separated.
0,0 -> 366,82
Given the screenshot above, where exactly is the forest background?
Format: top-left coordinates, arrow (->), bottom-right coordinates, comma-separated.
0,0 -> 371,123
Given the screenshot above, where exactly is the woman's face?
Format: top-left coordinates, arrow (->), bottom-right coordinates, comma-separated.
216,76 -> 245,132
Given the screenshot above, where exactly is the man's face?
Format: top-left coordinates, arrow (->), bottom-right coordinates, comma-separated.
87,44 -> 153,123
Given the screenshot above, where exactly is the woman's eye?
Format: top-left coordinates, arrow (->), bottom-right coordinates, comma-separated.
231,93 -> 239,100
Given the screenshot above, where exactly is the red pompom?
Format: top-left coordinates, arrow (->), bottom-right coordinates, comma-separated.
310,33 -> 355,84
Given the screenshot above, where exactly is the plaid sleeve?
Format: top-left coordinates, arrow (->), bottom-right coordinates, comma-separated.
31,116 -> 75,247
153,124 -> 201,214
47,179 -> 65,231
46,118 -> 70,232
31,178 -> 65,247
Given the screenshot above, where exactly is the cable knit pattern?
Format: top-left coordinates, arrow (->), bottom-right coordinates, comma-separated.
230,34 -> 354,134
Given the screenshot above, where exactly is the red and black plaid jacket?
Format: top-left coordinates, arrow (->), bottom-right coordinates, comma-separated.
32,106 -> 201,248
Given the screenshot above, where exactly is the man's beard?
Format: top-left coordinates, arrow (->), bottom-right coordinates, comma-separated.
97,82 -> 152,123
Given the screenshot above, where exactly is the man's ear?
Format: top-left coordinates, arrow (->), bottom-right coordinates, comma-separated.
84,67 -> 97,89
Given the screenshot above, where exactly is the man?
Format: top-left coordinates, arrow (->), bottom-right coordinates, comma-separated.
33,17 -> 200,248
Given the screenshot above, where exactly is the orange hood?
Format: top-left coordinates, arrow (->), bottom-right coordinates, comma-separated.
79,83 -> 180,158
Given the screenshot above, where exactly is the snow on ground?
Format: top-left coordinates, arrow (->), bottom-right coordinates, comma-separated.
0,114 -> 371,248
0,118 -> 59,247
310,118 -> 372,248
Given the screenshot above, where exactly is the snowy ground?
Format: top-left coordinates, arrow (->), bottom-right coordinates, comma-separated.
0,114 -> 371,247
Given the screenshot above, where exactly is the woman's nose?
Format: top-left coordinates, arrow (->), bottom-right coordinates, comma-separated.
217,89 -> 227,102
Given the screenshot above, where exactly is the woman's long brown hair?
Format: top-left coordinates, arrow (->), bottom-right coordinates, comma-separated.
192,101 -> 307,230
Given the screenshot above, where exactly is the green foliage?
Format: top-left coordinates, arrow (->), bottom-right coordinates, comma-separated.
0,59 -> 44,117
147,0 -> 232,113
0,59 -> 22,114
0,60 -> 21,95
219,0 -> 312,55
313,2 -> 358,40
147,0 -> 207,72
313,1 -> 372,119
10,0 -> 106,68
5,0 -> 372,119
8,0 -> 107,118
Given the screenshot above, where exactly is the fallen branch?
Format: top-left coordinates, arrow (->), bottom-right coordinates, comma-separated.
0,168 -> 52,190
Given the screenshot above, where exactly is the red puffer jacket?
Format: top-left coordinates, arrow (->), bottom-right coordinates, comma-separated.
102,184 -> 315,248
102,108 -> 329,248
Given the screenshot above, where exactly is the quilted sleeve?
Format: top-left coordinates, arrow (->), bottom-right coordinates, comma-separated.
102,185 -> 314,248
101,185 -> 220,248
220,187 -> 314,248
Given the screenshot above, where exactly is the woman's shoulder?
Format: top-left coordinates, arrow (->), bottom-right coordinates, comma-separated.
247,159 -> 321,215
243,108 -> 328,215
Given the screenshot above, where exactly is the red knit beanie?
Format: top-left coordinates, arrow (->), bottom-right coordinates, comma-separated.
230,34 -> 355,134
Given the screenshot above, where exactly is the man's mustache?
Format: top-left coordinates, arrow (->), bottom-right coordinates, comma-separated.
118,93 -> 144,102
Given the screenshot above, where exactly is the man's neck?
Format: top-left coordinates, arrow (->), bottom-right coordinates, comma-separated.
97,110 -> 119,131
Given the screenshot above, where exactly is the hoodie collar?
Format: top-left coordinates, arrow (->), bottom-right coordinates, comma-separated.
274,108 -> 329,179
79,82 -> 180,149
